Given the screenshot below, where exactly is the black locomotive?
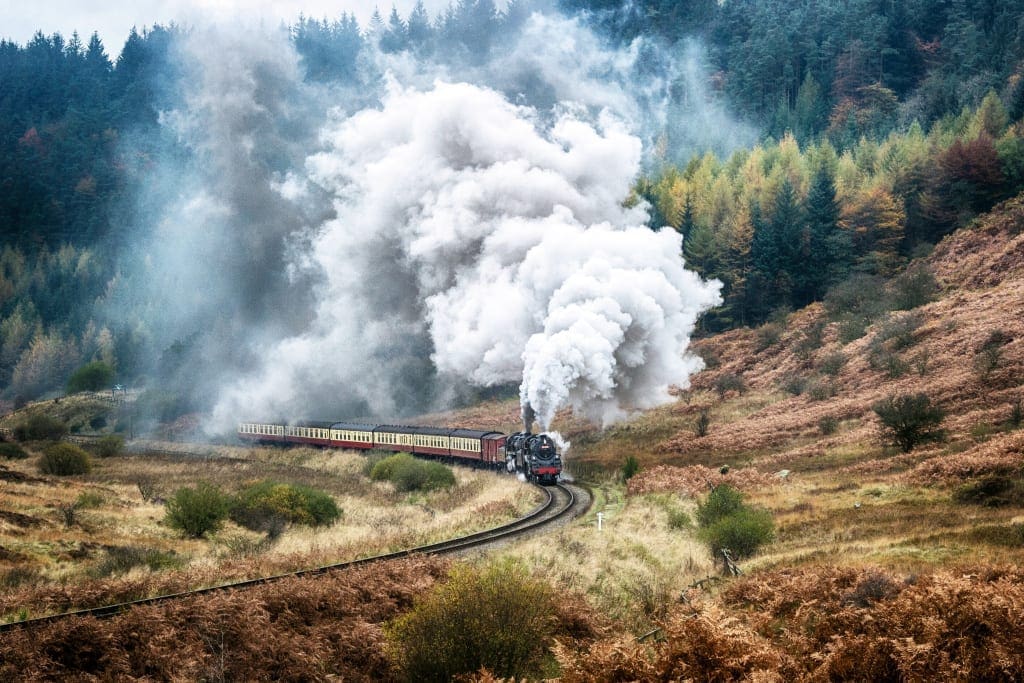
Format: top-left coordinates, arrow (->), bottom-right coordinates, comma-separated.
504,431 -> 562,484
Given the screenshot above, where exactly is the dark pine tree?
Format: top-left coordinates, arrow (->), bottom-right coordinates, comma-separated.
802,167 -> 842,303
407,1 -> 435,55
769,179 -> 804,309
381,6 -> 409,53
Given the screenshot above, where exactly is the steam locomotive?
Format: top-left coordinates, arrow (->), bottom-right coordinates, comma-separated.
237,420 -> 562,484
504,431 -> 562,485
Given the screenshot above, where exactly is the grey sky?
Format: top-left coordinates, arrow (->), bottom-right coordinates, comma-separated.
0,1 -> 454,55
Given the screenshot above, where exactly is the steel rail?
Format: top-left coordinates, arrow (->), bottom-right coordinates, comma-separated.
0,483 -> 578,633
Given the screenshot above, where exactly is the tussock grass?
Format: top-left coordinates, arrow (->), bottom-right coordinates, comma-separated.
504,487 -> 712,633
0,443 -> 538,620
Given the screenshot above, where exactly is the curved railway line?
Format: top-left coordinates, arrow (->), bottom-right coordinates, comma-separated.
0,481 -> 589,633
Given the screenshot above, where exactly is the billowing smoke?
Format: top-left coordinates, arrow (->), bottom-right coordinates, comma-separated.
104,6 -> 739,433
211,80 -> 721,431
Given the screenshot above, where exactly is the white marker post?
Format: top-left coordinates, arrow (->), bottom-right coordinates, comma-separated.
597,512 -> 604,531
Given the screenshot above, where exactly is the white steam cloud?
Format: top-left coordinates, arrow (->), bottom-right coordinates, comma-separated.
104,8 -> 743,434
211,80 -> 721,431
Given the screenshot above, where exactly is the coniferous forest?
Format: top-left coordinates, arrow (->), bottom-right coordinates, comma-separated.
2,0 -> 1024,409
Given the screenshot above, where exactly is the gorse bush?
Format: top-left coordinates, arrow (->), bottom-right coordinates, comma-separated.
819,351 -> 847,376
0,442 -> 29,459
164,482 -> 231,538
387,560 -> 556,682
370,453 -> 455,492
699,509 -> 776,560
90,434 -> 124,458
230,479 -> 341,531
696,485 -> 774,560
93,546 -> 181,577
14,414 -> 68,441
819,416 -> 839,435
873,393 -> 946,452
696,484 -> 745,527
953,475 -> 1024,507
889,263 -> 940,310
666,506 -> 692,530
38,442 -> 92,476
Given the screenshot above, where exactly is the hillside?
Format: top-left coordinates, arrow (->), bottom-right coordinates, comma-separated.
2,200 -> 1023,679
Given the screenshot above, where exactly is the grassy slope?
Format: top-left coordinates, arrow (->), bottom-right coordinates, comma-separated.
432,195 -> 1024,575
569,194 -> 1024,575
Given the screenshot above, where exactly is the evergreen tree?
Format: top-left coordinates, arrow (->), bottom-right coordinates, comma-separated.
407,1 -> 434,54
769,179 -> 804,307
381,6 -> 409,53
802,166 -> 842,303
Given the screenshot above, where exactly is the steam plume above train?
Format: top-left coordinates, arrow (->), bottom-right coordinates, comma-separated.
102,10 -> 743,433
212,80 -> 721,431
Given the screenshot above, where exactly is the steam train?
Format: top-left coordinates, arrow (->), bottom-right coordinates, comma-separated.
237,421 -> 562,484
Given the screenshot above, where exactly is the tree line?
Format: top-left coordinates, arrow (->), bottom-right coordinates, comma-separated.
568,0 -> 1024,144
3,0 -> 1024,406
637,92 -> 1024,329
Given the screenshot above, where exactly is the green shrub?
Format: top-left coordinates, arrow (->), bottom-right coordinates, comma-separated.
369,452 -> 413,481
622,455 -> 640,481
66,361 -> 115,394
666,506 -> 692,530
89,434 -> 124,458
400,460 -> 456,492
755,323 -> 783,351
783,375 -> 808,396
968,523 -> 1024,547
14,414 -> 68,441
819,416 -> 839,435
230,479 -> 341,530
370,453 -> 456,492
820,351 -> 847,376
873,393 -> 946,452
873,312 -> 923,351
824,274 -> 889,321
0,442 -> 29,459
889,263 -> 940,310
164,482 -> 231,538
837,314 -> 873,343
76,490 -> 106,509
868,350 -> 908,379
696,484 -> 745,528
698,506 -> 775,559
386,560 -> 556,681
362,449 -> 393,476
794,321 -> 826,359
93,546 -> 182,577
38,442 -> 92,476
953,476 -> 1024,507
696,484 -> 774,560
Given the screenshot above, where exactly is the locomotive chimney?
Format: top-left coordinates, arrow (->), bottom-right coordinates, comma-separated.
522,403 -> 536,434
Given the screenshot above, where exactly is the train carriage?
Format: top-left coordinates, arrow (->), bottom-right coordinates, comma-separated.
237,419 -> 554,482
284,420 -> 336,447
329,422 -> 377,450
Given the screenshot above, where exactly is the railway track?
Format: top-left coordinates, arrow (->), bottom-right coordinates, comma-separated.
0,482 -> 587,633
